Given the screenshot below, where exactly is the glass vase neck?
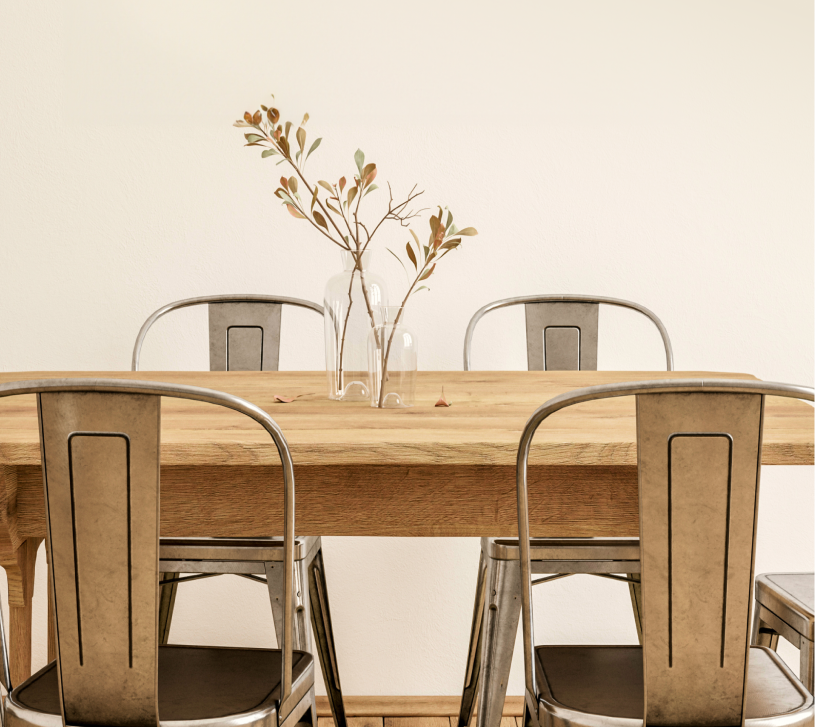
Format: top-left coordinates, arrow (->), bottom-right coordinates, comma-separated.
341,250 -> 372,272
377,305 -> 406,326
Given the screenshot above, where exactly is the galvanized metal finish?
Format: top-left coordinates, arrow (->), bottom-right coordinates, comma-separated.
39,391 -> 161,727
209,302 -> 282,371
752,573 -> 814,693
525,302 -> 598,371
638,392 -> 763,724
132,296 -> 344,725
477,557 -> 522,727
0,377 -> 306,727
131,294 -> 324,371
463,294 -> 674,372
458,294 -> 671,727
515,379 -> 814,727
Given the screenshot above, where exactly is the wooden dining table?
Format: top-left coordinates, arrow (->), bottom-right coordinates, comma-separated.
0,369 -> 811,684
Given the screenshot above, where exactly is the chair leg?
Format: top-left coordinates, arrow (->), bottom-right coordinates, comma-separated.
265,561 -> 286,648
627,573 -> 643,645
751,602 -> 780,650
158,572 -> 179,645
800,638 -> 814,694
266,557 -> 313,653
476,556 -> 522,727
307,546 -> 346,727
458,550 -> 488,727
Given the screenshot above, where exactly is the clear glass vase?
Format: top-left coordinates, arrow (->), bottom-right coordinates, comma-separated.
367,306 -> 418,408
324,251 -> 388,401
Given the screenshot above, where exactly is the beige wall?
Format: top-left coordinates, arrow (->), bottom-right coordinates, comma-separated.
0,0 -> 812,695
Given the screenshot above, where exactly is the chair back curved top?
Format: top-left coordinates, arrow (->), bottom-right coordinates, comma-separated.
516,378 -> 814,725
463,294 -> 673,372
0,378 -> 298,726
132,294 -> 324,372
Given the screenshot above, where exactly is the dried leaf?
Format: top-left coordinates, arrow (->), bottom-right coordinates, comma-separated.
354,149 -> 365,174
311,185 -> 319,210
280,177 -> 289,191
412,285 -> 430,295
306,137 -> 322,160
268,108 -> 280,124
261,148 -> 278,158
363,183 -> 378,197
288,177 -> 298,194
286,204 -> 305,219
285,121 -> 292,139
279,136 -> 290,156
273,394 -> 300,403
362,162 -> 376,183
339,177 -> 347,193
445,210 -> 453,230
233,120 -> 251,127
318,180 -> 334,193
301,112 -> 309,126
440,238 -> 461,250
244,111 -> 253,123
252,110 -> 262,125
245,133 -> 264,143
347,186 -> 358,208
410,229 -> 421,247
385,247 -> 407,275
419,264 -> 436,281
296,126 -> 306,152
326,200 -> 341,215
456,227 -> 478,236
313,210 -> 328,229
428,214 -> 440,242
405,241 -> 418,269
435,387 -> 451,407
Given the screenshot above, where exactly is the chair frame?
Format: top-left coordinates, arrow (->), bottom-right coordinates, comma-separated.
463,294 -> 674,372
458,294 -> 673,727
516,378 -> 814,727
752,572 -> 814,693
0,378 -> 309,727
131,294 -> 324,372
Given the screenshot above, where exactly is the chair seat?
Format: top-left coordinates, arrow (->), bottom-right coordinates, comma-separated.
535,645 -> 813,724
756,573 -> 815,640
160,536 -> 319,565
484,537 -> 640,574
8,645 -> 313,724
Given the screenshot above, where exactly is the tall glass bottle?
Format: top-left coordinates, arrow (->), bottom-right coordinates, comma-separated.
324,250 -> 388,400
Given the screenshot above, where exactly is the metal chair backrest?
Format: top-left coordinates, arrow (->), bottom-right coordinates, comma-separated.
131,294 -> 324,371
463,294 -> 674,371
0,378 -> 298,727
516,379 -> 814,726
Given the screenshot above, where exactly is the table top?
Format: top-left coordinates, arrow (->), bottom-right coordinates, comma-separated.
0,370 -> 811,467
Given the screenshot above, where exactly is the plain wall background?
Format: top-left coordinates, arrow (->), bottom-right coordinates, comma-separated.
1,0 -> 812,695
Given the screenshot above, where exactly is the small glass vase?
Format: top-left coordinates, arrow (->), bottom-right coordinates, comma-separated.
367,306 -> 418,408
324,251 -> 388,401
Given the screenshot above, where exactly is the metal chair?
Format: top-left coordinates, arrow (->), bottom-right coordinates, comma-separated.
131,295 -> 345,727
131,293 -> 324,372
459,295 -> 673,727
517,379 -> 814,726
752,573 -> 814,693
0,378 -> 318,727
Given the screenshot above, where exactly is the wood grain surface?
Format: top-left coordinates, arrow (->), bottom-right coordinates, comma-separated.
0,370 -> 811,468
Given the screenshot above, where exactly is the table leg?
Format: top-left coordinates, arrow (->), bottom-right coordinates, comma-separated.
0,537 -> 42,686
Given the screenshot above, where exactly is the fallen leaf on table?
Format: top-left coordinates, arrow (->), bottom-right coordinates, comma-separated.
435,387 -> 451,407
273,394 -> 300,404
